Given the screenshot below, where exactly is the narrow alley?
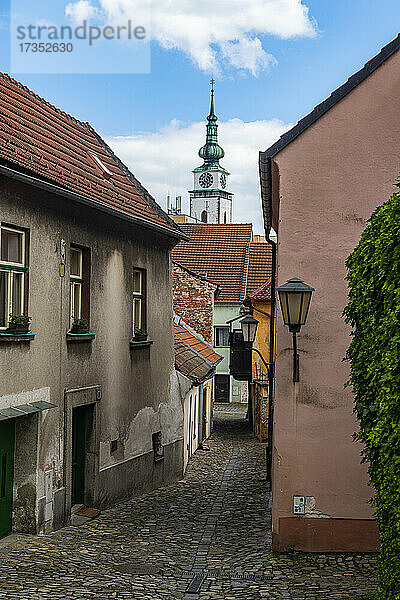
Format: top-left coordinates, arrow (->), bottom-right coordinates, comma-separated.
0,406 -> 377,600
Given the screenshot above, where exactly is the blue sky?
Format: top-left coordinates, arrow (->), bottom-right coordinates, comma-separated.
1,0 -> 400,231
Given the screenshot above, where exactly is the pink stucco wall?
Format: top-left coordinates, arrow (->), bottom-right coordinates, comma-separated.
271,49 -> 400,550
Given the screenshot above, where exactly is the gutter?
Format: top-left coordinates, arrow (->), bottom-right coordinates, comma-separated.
0,164 -> 189,242
258,154 -> 277,484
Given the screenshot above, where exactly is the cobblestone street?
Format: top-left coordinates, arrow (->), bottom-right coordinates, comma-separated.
0,406 -> 377,599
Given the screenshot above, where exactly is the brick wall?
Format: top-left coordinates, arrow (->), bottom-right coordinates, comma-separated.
172,263 -> 216,343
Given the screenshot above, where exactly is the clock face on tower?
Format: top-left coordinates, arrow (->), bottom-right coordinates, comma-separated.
220,174 -> 227,189
199,172 -> 213,188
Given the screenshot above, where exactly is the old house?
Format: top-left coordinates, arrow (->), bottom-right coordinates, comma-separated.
172,224 -> 272,421
258,36 -> 400,551
172,262 -> 220,443
0,73 -> 186,538
245,243 -> 273,442
173,316 -> 222,469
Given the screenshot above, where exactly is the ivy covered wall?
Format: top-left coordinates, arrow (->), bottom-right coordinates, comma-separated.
344,185 -> 400,600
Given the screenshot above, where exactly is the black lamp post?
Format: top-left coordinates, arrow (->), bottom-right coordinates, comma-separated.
277,277 -> 314,382
240,314 -> 274,378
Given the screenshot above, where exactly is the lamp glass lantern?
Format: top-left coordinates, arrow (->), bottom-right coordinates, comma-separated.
277,277 -> 315,382
240,314 -> 259,344
277,277 -> 315,333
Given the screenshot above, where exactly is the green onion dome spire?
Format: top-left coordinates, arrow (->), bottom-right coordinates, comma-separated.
198,80 -> 225,168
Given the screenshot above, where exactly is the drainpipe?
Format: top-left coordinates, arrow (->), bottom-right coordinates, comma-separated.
266,237 -> 276,484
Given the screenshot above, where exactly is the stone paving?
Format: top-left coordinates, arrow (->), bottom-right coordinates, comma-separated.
0,405 -> 377,599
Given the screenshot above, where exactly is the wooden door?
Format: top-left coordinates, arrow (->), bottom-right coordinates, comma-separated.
0,420 -> 15,538
215,375 -> 230,403
71,406 -> 87,506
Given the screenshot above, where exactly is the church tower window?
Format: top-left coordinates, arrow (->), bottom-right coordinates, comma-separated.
201,210 -> 208,223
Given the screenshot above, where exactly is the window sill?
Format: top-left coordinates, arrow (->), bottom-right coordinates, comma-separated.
0,332 -> 35,343
66,333 -> 96,343
130,339 -> 153,349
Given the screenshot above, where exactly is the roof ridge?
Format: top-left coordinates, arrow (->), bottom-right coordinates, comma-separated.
0,72 -> 90,128
248,278 -> 271,300
261,33 -> 400,159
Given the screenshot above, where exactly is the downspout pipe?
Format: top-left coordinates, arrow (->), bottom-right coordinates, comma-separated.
260,152 -> 277,485
266,235 -> 276,484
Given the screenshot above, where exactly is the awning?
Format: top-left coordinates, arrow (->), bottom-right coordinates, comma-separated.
0,401 -> 57,421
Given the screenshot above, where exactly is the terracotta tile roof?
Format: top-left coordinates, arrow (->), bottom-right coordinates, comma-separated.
0,73 -> 181,238
174,317 -> 223,384
172,223 -> 252,301
244,242 -> 272,301
171,224 -> 272,302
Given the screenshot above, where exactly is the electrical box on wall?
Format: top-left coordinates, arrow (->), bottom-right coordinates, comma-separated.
293,495 -> 305,515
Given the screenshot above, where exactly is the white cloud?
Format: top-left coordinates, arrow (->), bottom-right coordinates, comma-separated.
65,0 -> 100,23
220,38 -> 276,76
65,0 -> 317,74
105,117 -> 291,234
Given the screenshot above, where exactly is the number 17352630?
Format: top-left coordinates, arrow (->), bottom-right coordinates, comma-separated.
19,42 -> 73,52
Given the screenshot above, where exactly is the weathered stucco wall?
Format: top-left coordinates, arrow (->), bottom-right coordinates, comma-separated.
0,176 -> 183,533
270,50 -> 400,551
214,303 -> 242,402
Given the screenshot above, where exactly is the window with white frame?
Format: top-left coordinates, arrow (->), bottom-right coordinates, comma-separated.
0,225 -> 26,329
70,246 -> 83,326
214,326 -> 230,347
132,269 -> 146,334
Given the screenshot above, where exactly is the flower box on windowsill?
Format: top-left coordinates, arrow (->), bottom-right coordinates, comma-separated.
7,323 -> 30,334
133,331 -> 148,342
0,331 -> 35,343
129,339 -> 153,349
66,332 -> 96,343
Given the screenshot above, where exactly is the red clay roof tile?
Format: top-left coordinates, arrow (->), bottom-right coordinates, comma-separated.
0,73 -> 181,237
174,320 -> 222,383
172,224 -> 272,302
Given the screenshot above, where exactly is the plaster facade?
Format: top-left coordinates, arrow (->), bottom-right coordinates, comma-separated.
0,176 -> 183,536
214,303 -> 244,404
252,300 -> 272,441
265,47 -> 400,551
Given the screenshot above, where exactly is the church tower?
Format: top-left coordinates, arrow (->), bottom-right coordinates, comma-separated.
189,82 -> 233,224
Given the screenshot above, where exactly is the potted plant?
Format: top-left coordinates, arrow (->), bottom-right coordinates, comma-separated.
133,328 -> 147,341
70,318 -> 88,334
7,314 -> 32,334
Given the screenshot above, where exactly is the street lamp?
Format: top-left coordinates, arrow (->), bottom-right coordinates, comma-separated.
277,277 -> 314,382
239,314 -> 273,378
240,314 -> 259,344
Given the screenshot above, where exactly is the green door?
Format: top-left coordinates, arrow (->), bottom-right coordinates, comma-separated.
0,420 -> 15,538
71,406 -> 87,506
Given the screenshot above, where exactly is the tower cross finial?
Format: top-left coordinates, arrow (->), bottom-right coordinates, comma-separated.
210,78 -> 215,93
